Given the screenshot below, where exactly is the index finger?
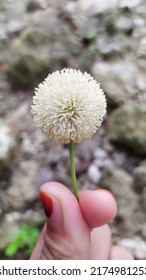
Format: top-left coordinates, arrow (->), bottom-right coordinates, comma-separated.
79,189 -> 117,228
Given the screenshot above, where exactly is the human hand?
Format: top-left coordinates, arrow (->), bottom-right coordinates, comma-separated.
30,182 -> 133,260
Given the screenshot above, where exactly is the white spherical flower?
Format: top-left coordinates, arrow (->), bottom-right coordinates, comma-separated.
31,68 -> 106,144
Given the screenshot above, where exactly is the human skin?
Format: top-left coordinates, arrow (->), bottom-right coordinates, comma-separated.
30,182 -> 133,260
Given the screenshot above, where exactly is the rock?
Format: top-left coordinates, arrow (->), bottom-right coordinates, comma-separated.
137,37 -> 146,58
65,1 -> 98,39
7,28 -> 50,89
0,213 -> 20,251
118,236 -> 146,260
95,34 -> 132,58
92,59 -> 138,106
7,54 -> 50,90
37,167 -> 54,187
100,167 -> 138,224
120,0 -> 142,8
74,160 -> 89,176
78,0 -> 119,15
93,147 -> 113,169
101,166 -> 133,190
93,148 -> 107,160
136,72 -> 146,94
46,23 -> 81,62
7,24 -> 81,89
76,139 -> 97,161
0,27 -> 8,63
6,20 -> 27,36
7,160 -> 39,209
0,209 -> 44,252
139,187 -> 146,212
87,164 -> 102,184
26,1 -> 42,12
0,119 -> 16,175
133,161 -> 146,193
142,224 -> 146,239
113,152 -> 127,166
23,209 -> 45,226
94,158 -> 113,169
19,28 -> 50,47
0,0 -> 10,12
114,15 -> 133,33
108,102 -> 146,155
0,190 -> 10,213
136,26 -> 146,71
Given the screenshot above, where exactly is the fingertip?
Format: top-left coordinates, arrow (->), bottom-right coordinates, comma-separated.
97,189 -> 117,219
79,189 -> 117,228
39,181 -> 71,196
39,181 -> 89,234
109,245 -> 134,260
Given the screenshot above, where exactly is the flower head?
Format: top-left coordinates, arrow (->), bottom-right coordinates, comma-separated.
31,68 -> 106,144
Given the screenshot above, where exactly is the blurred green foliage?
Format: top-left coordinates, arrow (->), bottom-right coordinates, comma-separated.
5,225 -> 40,257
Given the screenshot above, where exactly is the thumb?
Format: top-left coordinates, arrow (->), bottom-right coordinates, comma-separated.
37,182 -> 90,260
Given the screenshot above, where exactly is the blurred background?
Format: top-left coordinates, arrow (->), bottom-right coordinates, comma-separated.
0,0 -> 146,260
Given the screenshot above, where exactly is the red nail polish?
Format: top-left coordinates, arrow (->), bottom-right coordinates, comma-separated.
40,191 -> 53,217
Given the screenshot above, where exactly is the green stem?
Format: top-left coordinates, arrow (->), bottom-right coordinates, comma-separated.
69,140 -> 79,200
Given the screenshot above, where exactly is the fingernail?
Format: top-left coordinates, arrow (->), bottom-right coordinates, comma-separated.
40,191 -> 63,227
